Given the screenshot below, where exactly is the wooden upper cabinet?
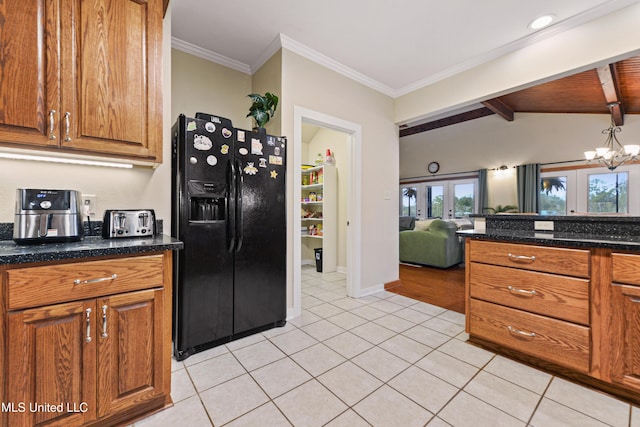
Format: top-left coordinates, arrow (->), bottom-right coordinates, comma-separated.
0,1 -> 60,147
0,0 -> 163,162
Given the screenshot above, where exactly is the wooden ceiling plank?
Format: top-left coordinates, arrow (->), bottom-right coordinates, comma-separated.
597,64 -> 624,125
400,108 -> 495,137
482,98 -> 514,121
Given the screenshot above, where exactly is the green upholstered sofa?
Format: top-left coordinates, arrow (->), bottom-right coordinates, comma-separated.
399,218 -> 470,268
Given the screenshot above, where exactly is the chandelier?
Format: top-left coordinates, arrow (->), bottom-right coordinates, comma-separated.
584,103 -> 639,171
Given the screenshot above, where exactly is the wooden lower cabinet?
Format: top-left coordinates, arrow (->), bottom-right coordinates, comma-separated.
2,253 -> 172,426
6,301 -> 96,427
609,259 -> 640,393
97,289 -> 165,419
467,240 -> 640,404
469,299 -> 590,373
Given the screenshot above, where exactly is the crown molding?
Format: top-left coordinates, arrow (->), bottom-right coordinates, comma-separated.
278,34 -> 396,97
171,37 -> 251,74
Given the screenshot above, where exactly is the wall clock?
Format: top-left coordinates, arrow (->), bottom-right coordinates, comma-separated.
428,161 -> 440,174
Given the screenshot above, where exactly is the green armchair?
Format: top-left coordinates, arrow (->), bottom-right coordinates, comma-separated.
399,219 -> 464,268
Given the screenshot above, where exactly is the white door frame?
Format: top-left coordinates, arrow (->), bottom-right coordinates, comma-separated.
292,106 -> 362,317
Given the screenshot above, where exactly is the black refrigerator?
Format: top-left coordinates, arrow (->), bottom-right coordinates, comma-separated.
171,113 -> 287,361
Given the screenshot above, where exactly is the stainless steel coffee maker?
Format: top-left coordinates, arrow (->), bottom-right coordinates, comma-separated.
13,189 -> 84,244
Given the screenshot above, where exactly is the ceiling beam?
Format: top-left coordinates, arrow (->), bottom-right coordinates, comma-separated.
596,64 -> 624,125
481,98 -> 514,121
400,108 -> 495,137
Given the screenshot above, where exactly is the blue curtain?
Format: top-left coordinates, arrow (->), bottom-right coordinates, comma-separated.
517,164 -> 540,213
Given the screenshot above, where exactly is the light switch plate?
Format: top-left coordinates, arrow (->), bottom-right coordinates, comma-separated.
534,220 -> 554,231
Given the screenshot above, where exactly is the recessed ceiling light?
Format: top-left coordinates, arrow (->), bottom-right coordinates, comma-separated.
528,14 -> 555,30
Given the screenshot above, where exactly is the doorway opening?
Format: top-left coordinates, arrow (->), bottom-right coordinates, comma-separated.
292,106 -> 362,318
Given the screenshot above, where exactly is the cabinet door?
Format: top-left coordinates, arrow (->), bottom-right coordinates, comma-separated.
0,0 -> 61,147
609,283 -> 640,391
62,0 -> 163,161
97,288 -> 165,418
5,301 -> 97,427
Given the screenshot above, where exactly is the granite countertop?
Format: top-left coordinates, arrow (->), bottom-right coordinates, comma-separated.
459,229 -> 640,251
0,235 -> 183,265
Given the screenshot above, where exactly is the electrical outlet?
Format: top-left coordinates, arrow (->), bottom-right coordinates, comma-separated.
82,195 -> 97,216
534,220 -> 554,231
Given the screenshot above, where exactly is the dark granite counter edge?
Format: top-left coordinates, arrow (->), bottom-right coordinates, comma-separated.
0,235 -> 183,265
0,220 -> 164,241
459,229 -> 640,251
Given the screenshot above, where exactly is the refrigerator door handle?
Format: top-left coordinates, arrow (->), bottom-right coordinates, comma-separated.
235,159 -> 244,252
226,160 -> 236,252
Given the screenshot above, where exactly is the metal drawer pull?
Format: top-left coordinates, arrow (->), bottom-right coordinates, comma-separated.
507,253 -> 536,263
507,286 -> 537,297
74,274 -> 117,285
64,112 -> 72,142
101,305 -> 108,338
48,110 -> 57,140
631,297 -> 640,303
507,325 -> 536,338
85,308 -> 92,343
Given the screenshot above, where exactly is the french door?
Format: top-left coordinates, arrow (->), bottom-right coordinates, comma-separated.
400,179 -> 478,219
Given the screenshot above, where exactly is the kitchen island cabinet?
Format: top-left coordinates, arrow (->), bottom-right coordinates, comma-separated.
0,241 -> 179,427
462,214 -> 640,405
607,252 -> 640,393
0,0 -> 163,163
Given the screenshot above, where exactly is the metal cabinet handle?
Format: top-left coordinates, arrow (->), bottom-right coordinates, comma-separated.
48,110 -> 57,140
101,305 -> 108,338
507,253 -> 536,263
74,274 -> 117,285
64,112 -> 71,142
507,286 -> 537,297
85,308 -> 92,343
631,297 -> 640,303
507,325 -> 536,338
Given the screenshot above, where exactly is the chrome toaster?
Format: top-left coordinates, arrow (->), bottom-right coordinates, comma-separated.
102,209 -> 156,238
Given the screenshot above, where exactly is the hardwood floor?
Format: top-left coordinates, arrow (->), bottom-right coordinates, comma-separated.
386,263 -> 465,314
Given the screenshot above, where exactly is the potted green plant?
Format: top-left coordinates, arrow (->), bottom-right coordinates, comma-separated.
246,92 -> 279,130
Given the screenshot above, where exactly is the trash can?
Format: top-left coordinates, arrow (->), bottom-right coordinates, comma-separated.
314,248 -> 323,272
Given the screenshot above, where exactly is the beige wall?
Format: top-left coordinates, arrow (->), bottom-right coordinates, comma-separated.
251,51 -> 283,136
281,49 -> 398,294
171,49 -> 252,129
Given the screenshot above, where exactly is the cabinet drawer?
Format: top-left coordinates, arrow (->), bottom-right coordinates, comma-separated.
469,262 -> 590,325
612,253 -> 640,286
7,255 -> 164,310
469,299 -> 590,373
469,240 -> 590,278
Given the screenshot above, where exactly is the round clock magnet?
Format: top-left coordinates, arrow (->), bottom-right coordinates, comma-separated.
428,161 -> 440,174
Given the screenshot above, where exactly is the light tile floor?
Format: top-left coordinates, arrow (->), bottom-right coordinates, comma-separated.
134,266 -> 640,427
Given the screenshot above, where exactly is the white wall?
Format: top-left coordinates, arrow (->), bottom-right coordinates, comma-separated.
281,49 -> 398,295
400,113 -> 640,207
